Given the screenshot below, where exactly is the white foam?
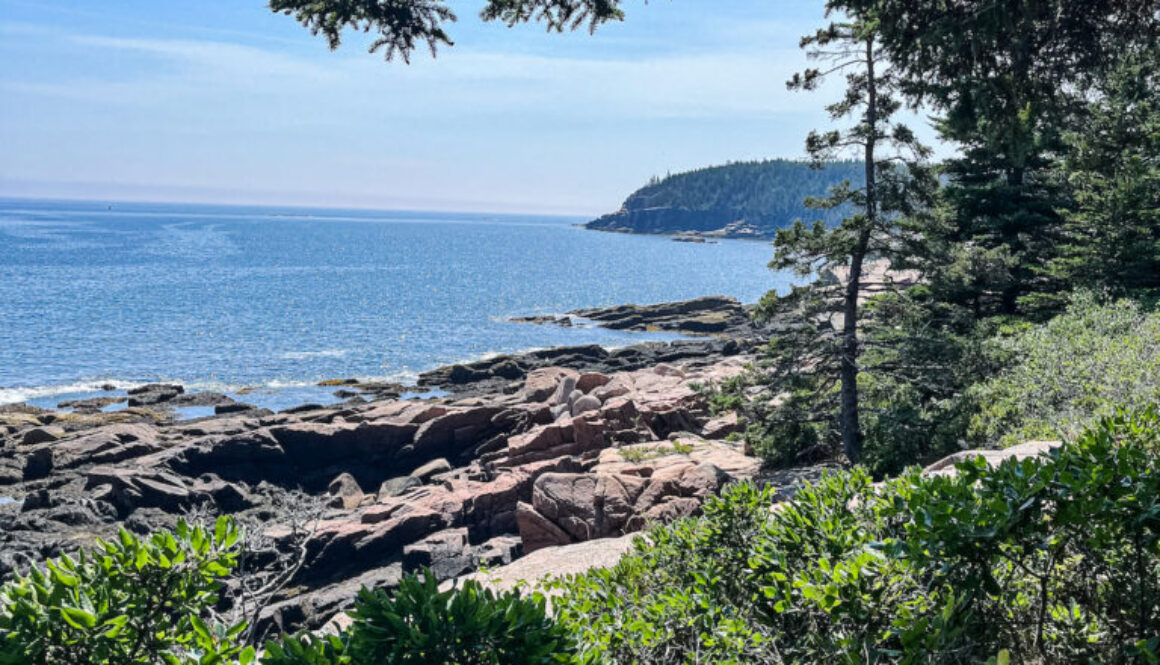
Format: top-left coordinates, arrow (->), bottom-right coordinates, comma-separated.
0,380 -> 148,407
280,348 -> 351,360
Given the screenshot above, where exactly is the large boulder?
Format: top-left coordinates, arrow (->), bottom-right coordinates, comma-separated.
516,501 -> 573,553
516,442 -> 744,554
523,368 -> 579,403
530,472 -> 647,543
327,473 -> 365,510
403,528 -> 473,579
126,383 -> 184,407
410,458 -> 452,483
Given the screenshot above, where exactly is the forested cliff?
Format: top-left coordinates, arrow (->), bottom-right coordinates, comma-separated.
586,159 -> 863,238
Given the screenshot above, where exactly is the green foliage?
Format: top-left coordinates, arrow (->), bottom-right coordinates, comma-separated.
617,440 -> 694,463
261,634 -> 348,665
1052,45 -> 1160,296
345,570 -> 573,664
615,159 -> 863,226
550,482 -> 775,665
0,517 -> 253,665
968,294 -> 1160,447
691,375 -> 746,416
554,407 -> 1160,664
270,0 -> 626,62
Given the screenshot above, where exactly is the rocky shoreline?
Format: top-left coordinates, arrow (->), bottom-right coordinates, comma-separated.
0,296 -> 797,639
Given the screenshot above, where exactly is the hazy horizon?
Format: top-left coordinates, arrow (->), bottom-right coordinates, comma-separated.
1,0 -> 948,216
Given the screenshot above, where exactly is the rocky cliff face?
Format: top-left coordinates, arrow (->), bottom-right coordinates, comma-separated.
589,208 -> 779,240
586,207 -> 773,238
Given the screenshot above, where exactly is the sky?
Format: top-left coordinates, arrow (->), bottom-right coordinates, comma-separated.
0,0 -> 947,215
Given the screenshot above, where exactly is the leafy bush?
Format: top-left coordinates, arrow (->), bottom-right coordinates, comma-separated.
261,633 -> 347,665
968,293 -> 1160,446
267,570 -> 574,665
0,517 -> 254,665
552,406 -> 1160,664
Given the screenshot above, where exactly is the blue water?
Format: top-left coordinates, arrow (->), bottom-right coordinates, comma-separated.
0,199 -> 789,410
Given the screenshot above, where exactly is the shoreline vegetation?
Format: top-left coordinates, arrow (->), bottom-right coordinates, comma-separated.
585,160 -> 864,240
3,0 -> 1160,663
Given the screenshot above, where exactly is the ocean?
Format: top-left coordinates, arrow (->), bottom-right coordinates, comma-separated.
0,198 -> 790,411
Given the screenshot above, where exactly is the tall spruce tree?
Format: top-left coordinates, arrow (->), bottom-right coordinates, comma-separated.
830,0 -> 1160,318
761,11 -> 933,465
1052,43 -> 1160,295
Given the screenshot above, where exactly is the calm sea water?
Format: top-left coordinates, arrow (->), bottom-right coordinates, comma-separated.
0,199 -> 789,411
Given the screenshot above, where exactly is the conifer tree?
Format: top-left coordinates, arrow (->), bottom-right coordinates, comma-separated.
761,10 -> 933,464
1052,44 -> 1160,296
830,0 -> 1160,317
268,0 -> 626,62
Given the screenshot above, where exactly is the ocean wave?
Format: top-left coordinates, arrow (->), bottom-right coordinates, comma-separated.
0,380 -> 148,407
280,348 -> 351,360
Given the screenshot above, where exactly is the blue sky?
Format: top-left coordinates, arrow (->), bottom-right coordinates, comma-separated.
0,0 -> 945,215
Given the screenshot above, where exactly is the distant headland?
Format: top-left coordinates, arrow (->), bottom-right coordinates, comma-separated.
586,159 -> 863,239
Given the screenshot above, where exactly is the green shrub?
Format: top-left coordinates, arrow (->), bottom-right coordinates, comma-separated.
345,570 -> 573,665
261,633 -> 347,665
0,517 -> 253,665
968,293 -> 1160,446
553,406 -> 1160,664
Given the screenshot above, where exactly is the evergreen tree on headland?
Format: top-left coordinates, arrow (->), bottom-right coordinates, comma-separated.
759,8 -> 935,465
268,0 -> 627,62
829,0 -> 1160,318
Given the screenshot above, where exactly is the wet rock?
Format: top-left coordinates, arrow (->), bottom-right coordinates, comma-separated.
22,426 -> 65,446
214,403 -> 256,415
126,384 -> 184,407
56,396 -> 127,413
22,448 -> 54,481
570,296 -> 750,335
490,360 -> 525,381
509,314 -> 573,327
448,364 -> 491,384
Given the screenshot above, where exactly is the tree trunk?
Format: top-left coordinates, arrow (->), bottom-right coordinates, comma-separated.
841,230 -> 871,464
840,38 -> 878,465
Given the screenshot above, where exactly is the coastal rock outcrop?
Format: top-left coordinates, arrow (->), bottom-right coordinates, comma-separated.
0,304 -> 776,635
